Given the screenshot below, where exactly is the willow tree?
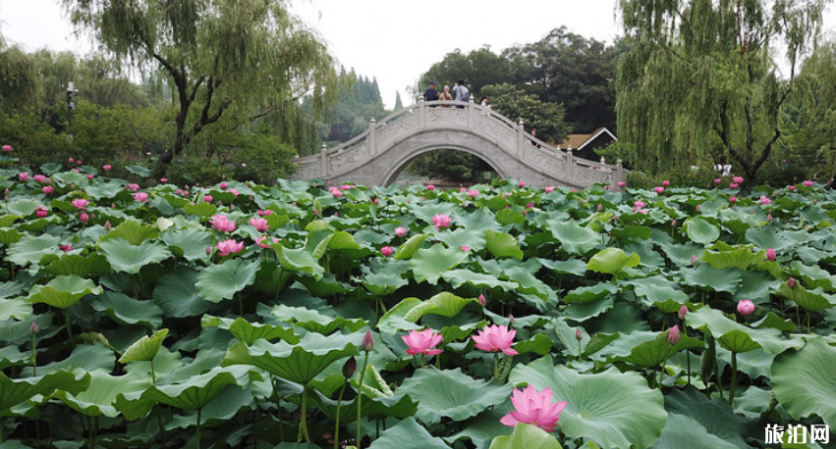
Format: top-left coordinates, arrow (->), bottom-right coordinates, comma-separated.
61,0 -> 339,177
616,0 -> 829,185
0,30 -> 40,112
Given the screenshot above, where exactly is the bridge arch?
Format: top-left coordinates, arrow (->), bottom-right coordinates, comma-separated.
291,99 -> 626,188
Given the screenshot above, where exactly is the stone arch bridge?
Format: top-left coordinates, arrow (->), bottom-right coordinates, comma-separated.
291,99 -> 627,188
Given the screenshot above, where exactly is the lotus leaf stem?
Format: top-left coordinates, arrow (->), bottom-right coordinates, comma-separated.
196,407 -> 202,449
65,308 -> 72,341
728,351 -> 738,407
356,351 -> 370,448
334,379 -> 349,449
300,385 -> 311,443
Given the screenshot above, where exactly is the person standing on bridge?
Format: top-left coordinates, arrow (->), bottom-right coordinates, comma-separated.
438,85 -> 453,106
453,80 -> 469,103
424,81 -> 439,101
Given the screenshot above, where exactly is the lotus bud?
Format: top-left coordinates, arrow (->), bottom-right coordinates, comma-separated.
104,221 -> 112,232
667,325 -> 681,345
575,328 -> 582,341
737,299 -> 755,316
362,330 -> 374,352
678,305 -> 688,320
787,277 -> 796,289
206,246 -> 212,256
597,204 -> 602,211
508,314 -> 514,326
342,356 -> 357,378
478,294 -> 486,306
672,219 -> 677,227
691,255 -> 697,265
696,204 -> 701,212
30,322 -> 39,334
4,188 -> 9,195
767,213 -> 773,222
80,212 -> 89,224
766,248 -> 776,261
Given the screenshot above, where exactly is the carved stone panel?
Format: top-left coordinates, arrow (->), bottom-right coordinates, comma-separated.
575,164 -> 613,186
476,117 -> 516,150
329,143 -> 369,174
426,108 -> 466,127
295,160 -> 321,180
377,115 -> 417,148
525,146 -> 564,178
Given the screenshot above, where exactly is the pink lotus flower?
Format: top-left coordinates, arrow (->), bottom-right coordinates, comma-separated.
257,210 -> 273,217
35,207 -> 48,218
427,184 -> 435,191
760,196 -> 772,205
203,195 -> 214,202
71,199 -> 89,210
432,214 -> 451,230
714,178 -> 721,184
18,172 -> 30,182
468,190 -> 479,198
42,186 -> 54,194
526,202 -> 534,209
733,176 -> 744,184
788,277 -> 796,289
33,175 -> 47,183
460,246 -> 470,252
126,184 -> 140,192
80,212 -> 89,223
329,186 -> 343,197
655,186 -> 665,194
60,244 -> 73,252
766,248 -> 776,261
617,181 -> 626,187
102,164 -> 112,171
220,182 -> 228,190
395,226 -> 407,237
402,329 -> 443,356
788,185 -> 796,191
86,174 -> 93,180
217,239 -> 244,257
2,145 -> 12,152
341,184 -> 354,190
133,192 -> 149,202
662,180 -> 670,186
460,187 -> 467,193
696,204 -> 701,212
500,386 -> 568,433
604,185 -> 610,190
545,186 -> 555,193
729,196 -> 737,203
210,215 -> 236,232
518,181 -> 526,188
473,324 -> 518,356
667,325 -> 681,345
250,217 -> 269,232
634,201 -> 646,208
478,294 -> 486,306
729,183 -> 739,189
381,246 -> 394,257
104,221 -> 111,232
76,160 -> 82,165
737,299 -> 755,315
68,158 -> 74,163
803,180 -> 813,187
71,168 -> 80,173
256,236 -> 279,248
678,305 -> 688,320
176,189 -> 183,195
160,178 -> 167,183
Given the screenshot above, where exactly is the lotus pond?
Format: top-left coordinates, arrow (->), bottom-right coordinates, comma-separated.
0,156 -> 834,449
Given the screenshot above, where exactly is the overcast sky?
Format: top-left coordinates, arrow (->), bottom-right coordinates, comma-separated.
2,0 -> 835,109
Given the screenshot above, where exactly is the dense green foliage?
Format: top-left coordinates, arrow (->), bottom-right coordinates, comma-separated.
0,150 -> 834,447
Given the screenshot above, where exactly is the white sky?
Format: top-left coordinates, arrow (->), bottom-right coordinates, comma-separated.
2,0 -> 835,109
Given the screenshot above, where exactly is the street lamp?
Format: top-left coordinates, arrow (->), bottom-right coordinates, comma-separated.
67,81 -> 77,136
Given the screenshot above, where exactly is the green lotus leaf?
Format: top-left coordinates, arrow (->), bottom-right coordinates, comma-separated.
362,269 -> 409,296
679,265 -> 742,293
297,273 -> 349,297
40,162 -> 62,174
153,267 -> 213,318
195,258 -> 259,303
448,407 -> 514,448
161,228 -> 213,262
659,242 -> 705,267
377,297 -> 424,334
409,244 -> 469,284
628,277 -> 689,309
787,260 -> 836,292
99,220 -> 159,245
441,269 -> 518,291
270,244 -> 324,280
0,298 -> 32,322
701,244 -> 764,270
0,346 -> 29,371
609,225 -> 652,243
684,217 -> 720,244
119,329 -> 169,364
489,423 -> 563,449
98,239 -> 172,274
504,266 -> 556,303
398,367 -> 511,426
268,304 -> 365,334
43,253 -> 111,278
772,337 -> 836,429
53,370 -> 148,418
615,331 -> 704,368
496,208 -> 526,226
514,333 -> 555,355
538,258 -> 588,276
650,413 -> 741,449
354,229 -> 390,245
125,164 -> 151,177
685,306 -> 801,354
222,333 -> 358,385
563,283 -> 617,304
141,365 -> 252,410
367,417 -> 450,449
312,389 -> 417,424
437,228 -> 486,252
7,198 -> 43,216
775,282 -> 836,312
0,370 -> 91,416
509,358 -> 666,449
28,275 -> 103,309
485,230 -> 524,259
0,215 -> 20,228
547,220 -> 600,255
661,387 -> 752,448
83,181 -> 125,200
165,383 -> 254,429
0,228 -> 22,246
91,291 -> 163,329
183,202 -> 218,218
393,234 -> 429,260
7,234 -> 61,267
253,260 -> 293,297
745,226 -> 815,252
201,316 -> 299,345
587,248 -> 640,277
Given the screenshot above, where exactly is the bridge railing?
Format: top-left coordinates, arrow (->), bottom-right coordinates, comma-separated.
295,96 -> 627,186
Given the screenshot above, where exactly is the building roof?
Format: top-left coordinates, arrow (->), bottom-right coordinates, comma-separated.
560,127 -> 617,150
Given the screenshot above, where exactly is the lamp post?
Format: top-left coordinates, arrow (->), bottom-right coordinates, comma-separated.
66,81 -> 77,136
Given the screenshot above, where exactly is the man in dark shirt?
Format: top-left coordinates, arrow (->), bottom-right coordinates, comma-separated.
424,82 -> 439,101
